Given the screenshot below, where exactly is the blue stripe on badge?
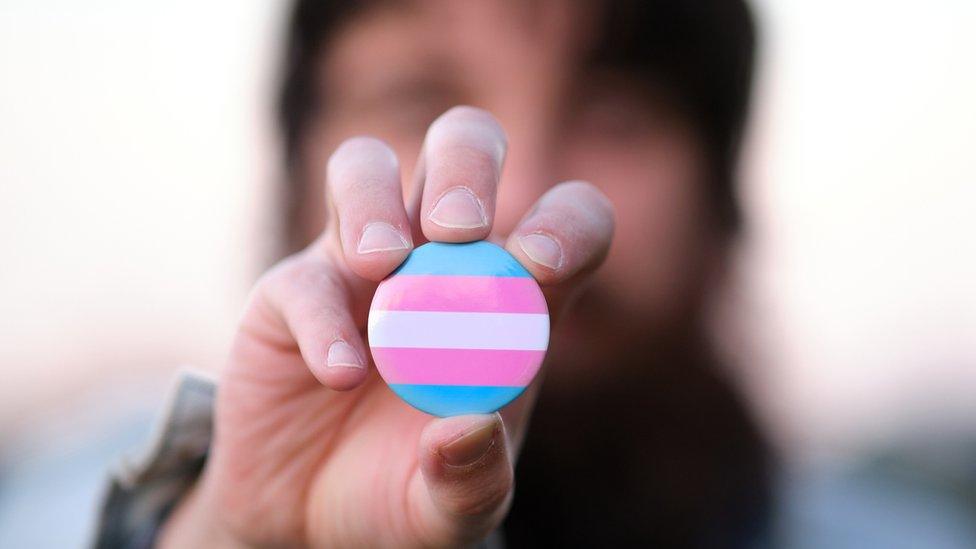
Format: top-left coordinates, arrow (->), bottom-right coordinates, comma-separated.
393,241 -> 531,277
387,384 -> 527,416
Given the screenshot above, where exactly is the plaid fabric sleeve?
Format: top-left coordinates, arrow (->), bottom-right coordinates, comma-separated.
91,371 -> 215,549
89,370 -> 505,549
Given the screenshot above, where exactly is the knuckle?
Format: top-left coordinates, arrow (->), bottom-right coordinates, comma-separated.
252,255 -> 353,331
439,105 -> 502,129
428,106 -> 507,164
327,136 -> 399,191
332,135 -> 395,161
556,178 -> 599,196
550,180 -> 616,233
556,180 -> 613,212
429,144 -> 500,183
252,254 -> 301,295
286,256 -> 343,292
262,254 -> 343,302
445,466 -> 513,518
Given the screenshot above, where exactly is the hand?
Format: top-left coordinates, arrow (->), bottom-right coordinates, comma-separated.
160,107 -> 615,547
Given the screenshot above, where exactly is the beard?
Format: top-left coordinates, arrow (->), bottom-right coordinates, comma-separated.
542,280 -> 708,396
507,282 -> 772,548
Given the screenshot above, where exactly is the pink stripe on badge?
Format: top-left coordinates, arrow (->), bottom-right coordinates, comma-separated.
371,347 -> 545,386
371,275 -> 548,314
368,241 -> 550,416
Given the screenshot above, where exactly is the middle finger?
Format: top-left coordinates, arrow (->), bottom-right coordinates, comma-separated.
410,106 -> 508,243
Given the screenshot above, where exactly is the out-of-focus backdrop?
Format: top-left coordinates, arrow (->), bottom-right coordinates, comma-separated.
1,0 -> 974,546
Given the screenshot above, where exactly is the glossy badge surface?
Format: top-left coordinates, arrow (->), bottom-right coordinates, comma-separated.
368,241 -> 550,416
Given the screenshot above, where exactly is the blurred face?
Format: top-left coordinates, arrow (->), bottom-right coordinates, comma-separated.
299,0 -> 719,386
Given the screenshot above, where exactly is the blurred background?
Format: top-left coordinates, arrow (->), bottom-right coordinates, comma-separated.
1,0 -> 974,546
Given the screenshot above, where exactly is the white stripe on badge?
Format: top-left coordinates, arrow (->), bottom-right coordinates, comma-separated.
368,310 -> 550,351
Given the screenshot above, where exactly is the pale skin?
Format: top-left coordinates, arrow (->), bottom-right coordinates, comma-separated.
161,1 -> 719,546
160,109 -> 613,547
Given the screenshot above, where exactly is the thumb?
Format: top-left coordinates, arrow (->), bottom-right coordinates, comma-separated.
408,414 -> 513,547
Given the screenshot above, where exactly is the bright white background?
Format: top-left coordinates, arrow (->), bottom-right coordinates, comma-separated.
1,0 -> 974,468
0,0 -> 281,436
743,0 -> 976,463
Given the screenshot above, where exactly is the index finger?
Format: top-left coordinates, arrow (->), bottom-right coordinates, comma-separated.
325,136 -> 413,281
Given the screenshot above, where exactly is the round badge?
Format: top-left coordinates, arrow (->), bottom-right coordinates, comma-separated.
368,241 -> 550,416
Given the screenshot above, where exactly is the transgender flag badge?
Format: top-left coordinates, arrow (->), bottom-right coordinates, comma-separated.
368,241 -> 550,416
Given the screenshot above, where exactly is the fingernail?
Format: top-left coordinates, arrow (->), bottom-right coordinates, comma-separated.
358,222 -> 409,254
327,340 -> 364,369
438,417 -> 498,467
428,187 -> 487,229
518,233 -> 563,270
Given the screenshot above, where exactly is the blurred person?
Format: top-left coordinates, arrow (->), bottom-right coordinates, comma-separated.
96,0 -> 768,547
